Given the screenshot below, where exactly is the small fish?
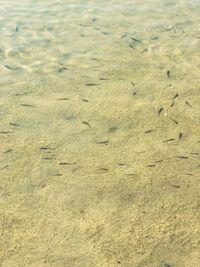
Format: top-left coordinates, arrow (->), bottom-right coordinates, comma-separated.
179,132 -> 183,139
4,64 -> 17,70
141,48 -> 148,53
169,184 -> 180,188
129,44 -> 135,49
85,83 -> 100,86
58,67 -> 69,73
151,36 -> 159,40
170,118 -> 178,125
4,149 -> 12,153
81,98 -> 89,102
185,101 -> 192,107
96,168 -> 109,171
146,164 -> 156,167
190,152 -> 199,155
167,70 -> 171,79
109,126 -> 118,133
131,37 -> 142,43
40,147 -> 50,150
57,98 -> 69,101
172,93 -> 179,99
15,26 -> 19,32
96,140 -> 109,145
99,77 -> 109,80
0,131 -> 14,134
121,33 -> 127,38
130,81 -> 135,86
102,32 -> 111,35
82,121 -> 91,128
132,91 -> 137,95
13,92 -> 28,96
9,123 -> 21,127
155,160 -> 163,163
21,104 -> 34,107
175,156 -> 188,159
0,165 -> 8,170
145,130 -> 153,133
170,101 -> 175,107
91,58 -> 99,61
162,138 -> 175,143
59,162 -> 76,165
158,107 -> 163,116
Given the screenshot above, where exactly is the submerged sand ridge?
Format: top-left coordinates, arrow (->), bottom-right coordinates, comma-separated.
0,0 -> 200,266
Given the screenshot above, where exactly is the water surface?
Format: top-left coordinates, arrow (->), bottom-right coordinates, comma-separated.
1,1 -> 200,266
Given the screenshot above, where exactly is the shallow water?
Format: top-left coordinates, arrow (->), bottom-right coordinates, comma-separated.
0,0 -> 200,266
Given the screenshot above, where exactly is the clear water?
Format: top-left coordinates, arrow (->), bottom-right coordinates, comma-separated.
1,1 -> 200,266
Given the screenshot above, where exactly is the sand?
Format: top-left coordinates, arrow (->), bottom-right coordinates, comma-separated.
0,0 -> 200,266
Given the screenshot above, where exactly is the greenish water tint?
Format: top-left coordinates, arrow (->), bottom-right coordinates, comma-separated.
0,0 -> 200,266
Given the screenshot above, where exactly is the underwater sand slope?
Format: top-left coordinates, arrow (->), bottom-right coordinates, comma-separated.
0,0 -> 200,266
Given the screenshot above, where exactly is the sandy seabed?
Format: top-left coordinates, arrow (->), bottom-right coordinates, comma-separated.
0,0 -> 200,266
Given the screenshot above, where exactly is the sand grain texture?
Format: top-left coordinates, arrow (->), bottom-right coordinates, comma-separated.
0,0 -> 200,266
